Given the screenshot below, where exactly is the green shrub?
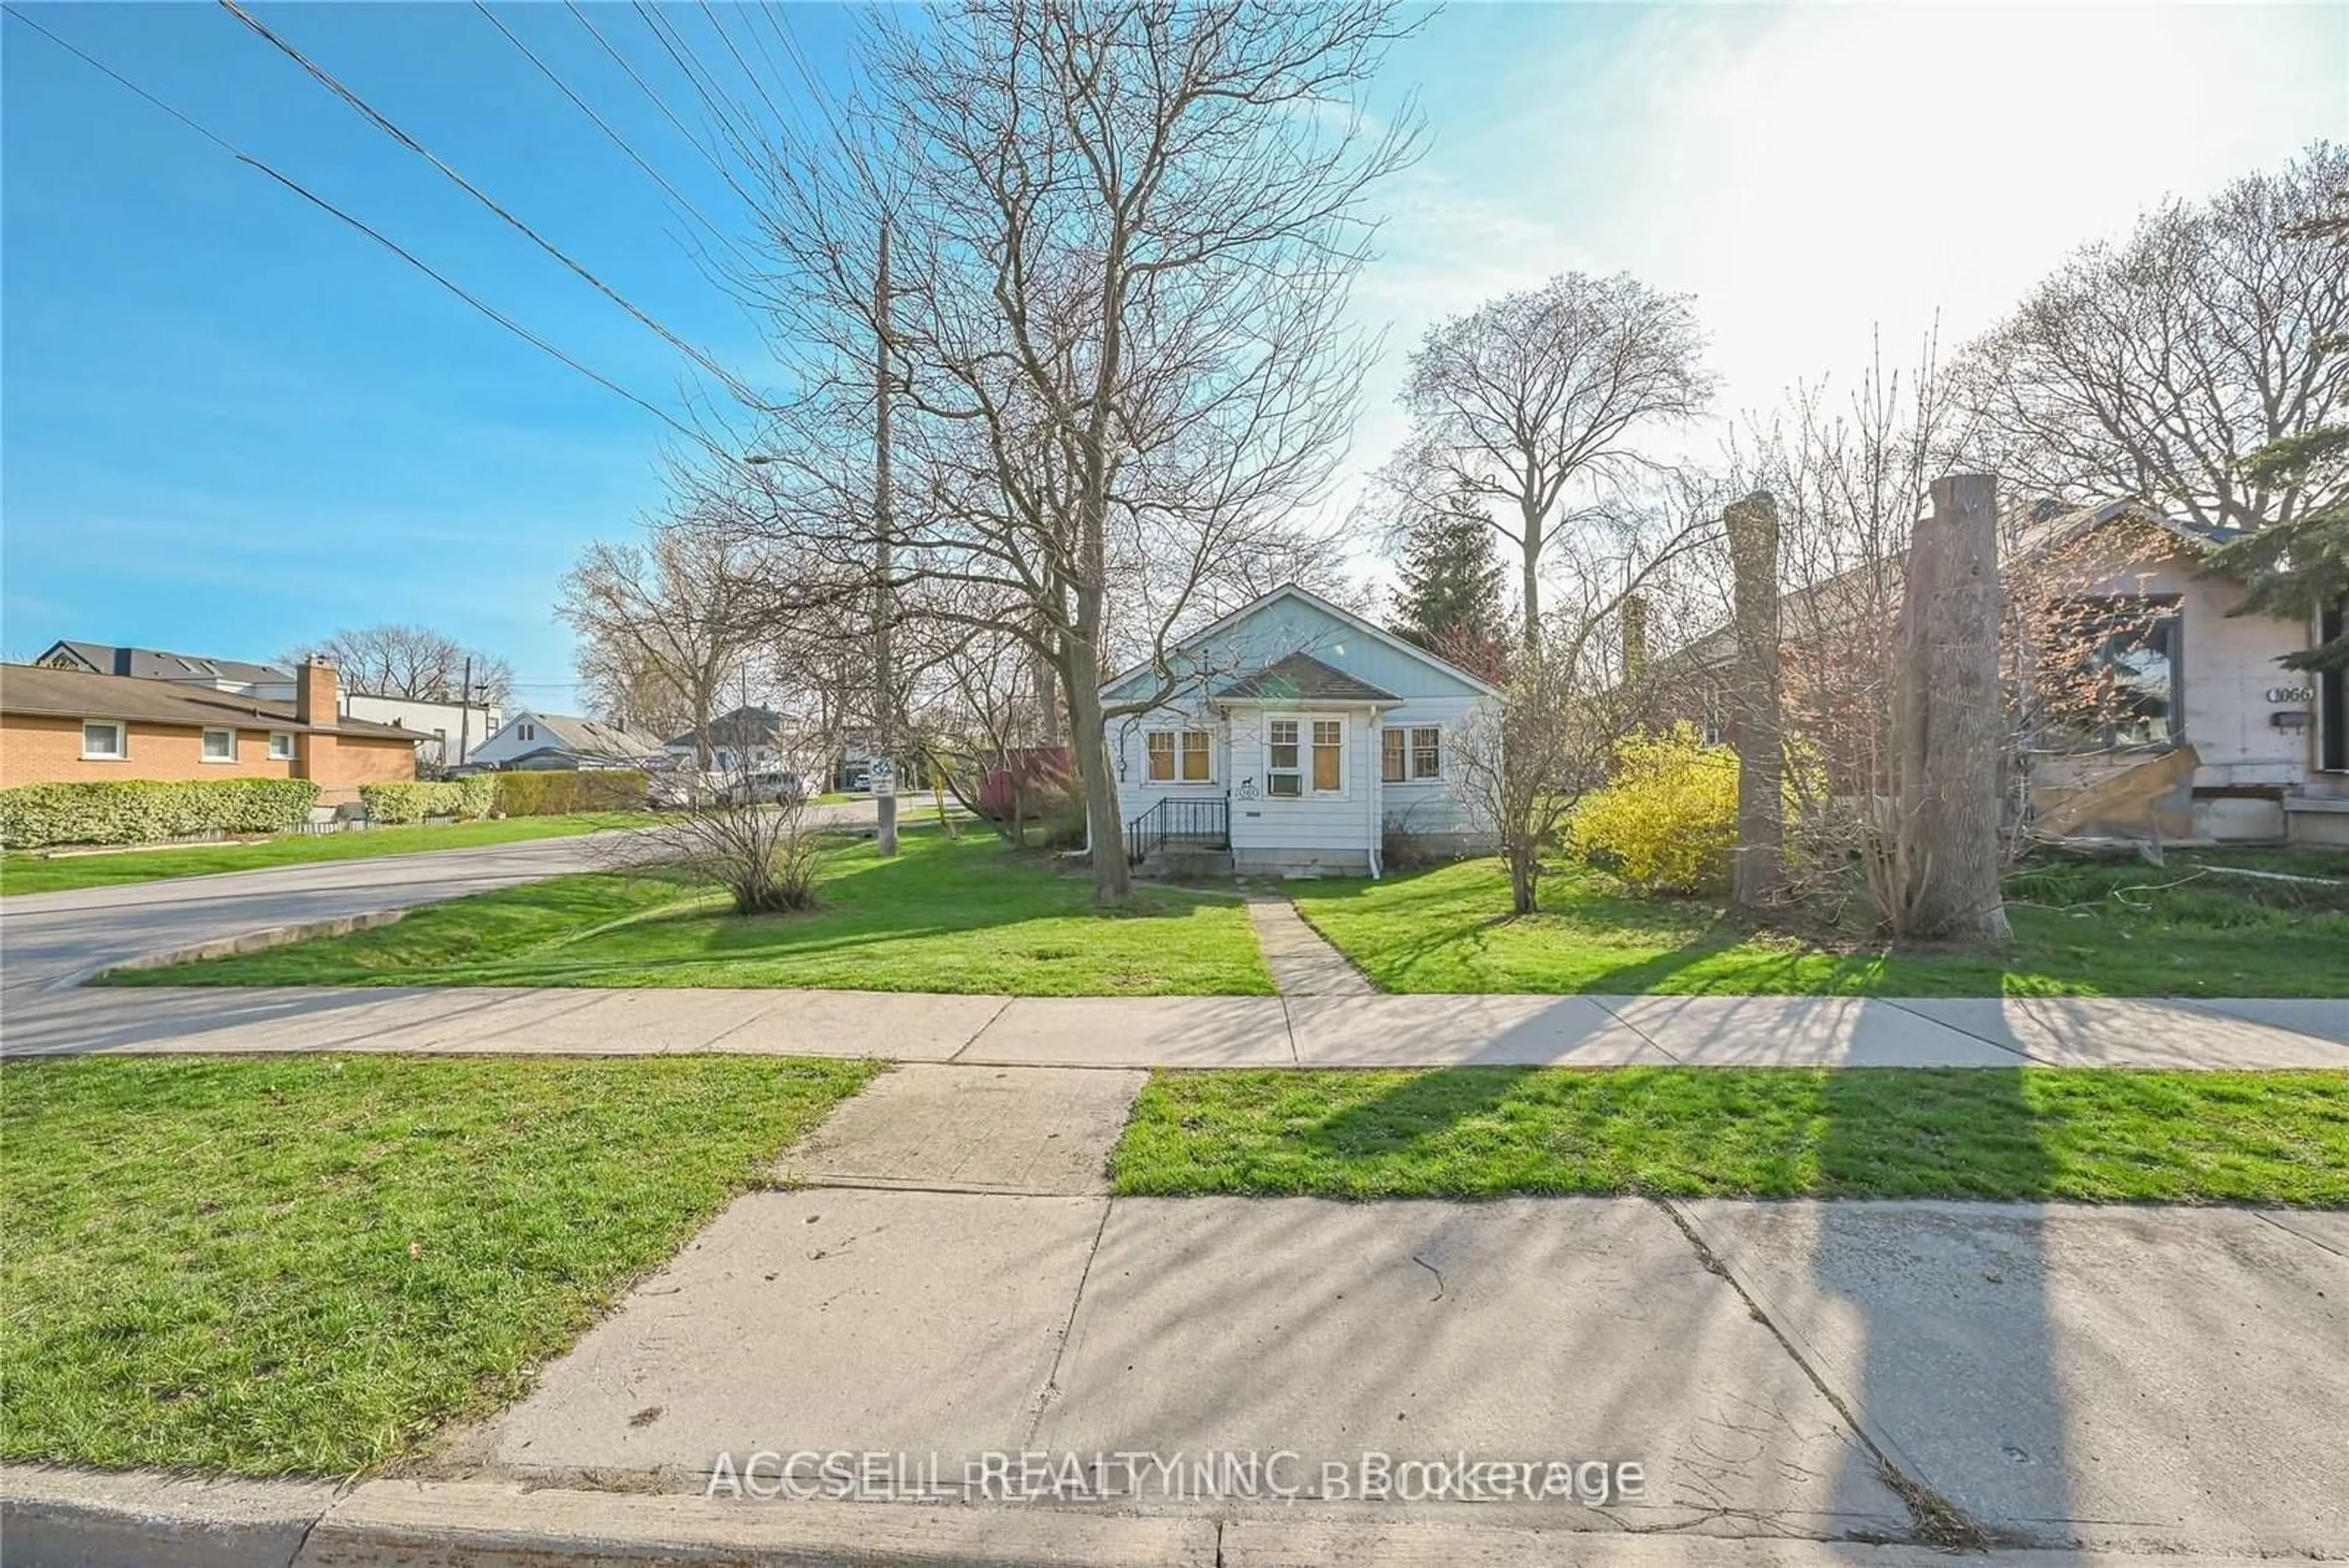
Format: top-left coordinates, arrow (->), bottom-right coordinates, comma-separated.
0,778 -> 321,850
1571,724 -> 1741,894
492,770 -> 648,817
358,776 -> 496,825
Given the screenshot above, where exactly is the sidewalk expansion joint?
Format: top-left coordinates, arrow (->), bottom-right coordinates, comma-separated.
779,1176 -> 1108,1199
2252,1208 -> 2349,1261
1587,994 -> 1681,1062
1650,1196 -> 2008,1555
1023,1194 -> 1115,1451
944,998 -> 1017,1063
1877,998 -> 2042,1064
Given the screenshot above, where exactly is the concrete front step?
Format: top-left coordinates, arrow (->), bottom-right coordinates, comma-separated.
1141,845 -> 1234,878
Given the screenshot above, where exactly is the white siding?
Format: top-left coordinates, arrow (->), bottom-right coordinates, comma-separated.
1226,707 -> 1376,873
1100,587 -> 1501,872
2056,545 -> 2312,788
1373,695 -> 1488,840
1110,694 -> 1229,830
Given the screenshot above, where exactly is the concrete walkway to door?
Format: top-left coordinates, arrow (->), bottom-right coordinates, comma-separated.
1243,893 -> 1375,995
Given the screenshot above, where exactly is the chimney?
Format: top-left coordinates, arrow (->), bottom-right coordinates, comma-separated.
296,657 -> 339,727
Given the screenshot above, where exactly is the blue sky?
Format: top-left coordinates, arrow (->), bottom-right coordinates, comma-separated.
5,3 -> 2344,707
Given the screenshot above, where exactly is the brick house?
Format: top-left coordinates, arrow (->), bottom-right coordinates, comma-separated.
0,658 -> 418,804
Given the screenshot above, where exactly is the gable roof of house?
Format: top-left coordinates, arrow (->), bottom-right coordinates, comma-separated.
35,640 -> 294,686
2011,497 -> 2252,560
1213,651 -> 1402,704
0,664 -> 414,739
1100,583 -> 1501,699
664,705 -> 789,750
499,710 -> 665,760
1668,497 -> 2249,674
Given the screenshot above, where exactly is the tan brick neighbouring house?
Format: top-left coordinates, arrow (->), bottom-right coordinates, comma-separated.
0,658 -> 418,804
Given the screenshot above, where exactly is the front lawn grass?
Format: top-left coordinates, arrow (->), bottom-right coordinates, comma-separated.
112,828 -> 1274,995
1114,1067 -> 2349,1204
0,814 -> 637,896
0,1053 -> 877,1475
1291,852 -> 2349,997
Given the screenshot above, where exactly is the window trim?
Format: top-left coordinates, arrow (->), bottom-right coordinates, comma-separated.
1264,712 -> 1348,797
1411,724 -> 1442,781
1309,717 -> 1345,795
1265,715 -> 1304,798
2042,594 -> 2184,754
1143,726 -> 1217,787
267,730 -> 297,761
80,718 -> 127,761
201,727 -> 237,764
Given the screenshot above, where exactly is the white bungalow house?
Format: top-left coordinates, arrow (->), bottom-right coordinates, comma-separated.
468,708 -> 665,771
1098,584 -> 1499,878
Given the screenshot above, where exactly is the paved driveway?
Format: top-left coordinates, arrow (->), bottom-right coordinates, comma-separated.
0,800 -> 880,997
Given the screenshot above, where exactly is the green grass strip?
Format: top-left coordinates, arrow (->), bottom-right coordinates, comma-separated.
1,1052 -> 877,1475
1114,1067 -> 2349,1205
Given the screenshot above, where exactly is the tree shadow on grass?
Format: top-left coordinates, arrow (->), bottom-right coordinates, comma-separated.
1291,1061 -> 2073,1545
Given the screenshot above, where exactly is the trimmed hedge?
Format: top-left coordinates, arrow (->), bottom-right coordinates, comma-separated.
493,770 -> 648,817
0,778 -> 321,850
358,776 -> 497,825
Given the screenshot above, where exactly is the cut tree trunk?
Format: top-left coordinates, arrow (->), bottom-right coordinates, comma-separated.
1726,491 -> 1784,910
1893,474 -> 2012,941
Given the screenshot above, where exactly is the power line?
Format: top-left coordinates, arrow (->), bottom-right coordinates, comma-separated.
217,0 -> 759,405
629,1 -> 770,176
562,0 -> 767,215
0,3 -> 722,455
694,0 -> 791,142
468,0 -> 747,265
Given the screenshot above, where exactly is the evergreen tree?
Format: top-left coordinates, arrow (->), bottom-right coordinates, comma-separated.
1389,497 -> 1508,671
2207,426 -> 2349,671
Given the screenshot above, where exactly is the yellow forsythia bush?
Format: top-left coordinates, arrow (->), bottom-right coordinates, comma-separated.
1571,723 -> 1740,894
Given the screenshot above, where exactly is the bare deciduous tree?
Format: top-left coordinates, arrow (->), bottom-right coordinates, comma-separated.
740,0 -> 1421,902
1962,139 -> 2349,532
284,624 -> 512,705
1378,272 -> 1714,644
557,516 -> 773,764
1458,495 -> 1716,915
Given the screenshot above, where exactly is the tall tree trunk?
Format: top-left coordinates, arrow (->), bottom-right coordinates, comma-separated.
1726,492 -> 1784,910
1894,474 -> 2011,940
1060,637 -> 1131,902
1520,503 -> 1545,647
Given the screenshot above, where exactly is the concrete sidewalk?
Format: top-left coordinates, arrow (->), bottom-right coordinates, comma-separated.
7,980 -> 2347,1068
445,1063 -> 2349,1558
456,1104 -> 2347,1561
6,1062 -> 2344,1564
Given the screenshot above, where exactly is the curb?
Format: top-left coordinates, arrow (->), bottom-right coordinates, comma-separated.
1,1467 -> 336,1568
0,1470 -> 2306,1568
69,908 -> 411,989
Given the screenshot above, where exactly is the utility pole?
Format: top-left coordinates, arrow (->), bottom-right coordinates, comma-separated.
873,218 -> 899,857
456,655 -> 473,770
